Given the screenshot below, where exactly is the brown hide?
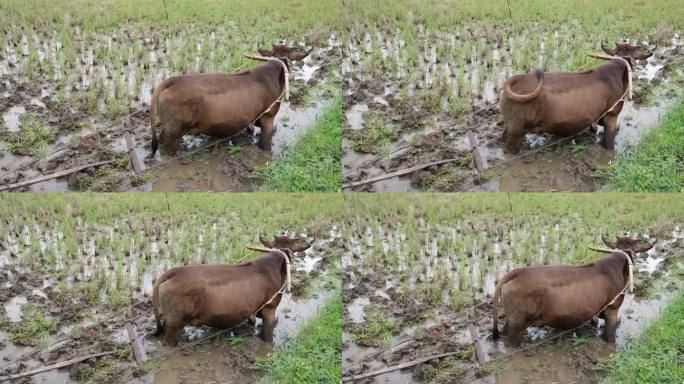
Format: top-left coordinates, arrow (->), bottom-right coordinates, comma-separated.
500,59 -> 630,153
148,60 -> 286,157
152,251 -> 288,346
258,44 -> 311,61
491,236 -> 653,347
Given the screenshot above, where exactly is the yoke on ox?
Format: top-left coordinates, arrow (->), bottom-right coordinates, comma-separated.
492,236 -> 654,347
500,42 -> 653,154
152,235 -> 311,346
147,45 -> 309,158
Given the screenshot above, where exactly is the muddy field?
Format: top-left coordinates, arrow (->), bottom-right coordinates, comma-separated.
0,25 -> 341,192
0,207 -> 342,383
340,196 -> 683,383
342,24 -> 684,192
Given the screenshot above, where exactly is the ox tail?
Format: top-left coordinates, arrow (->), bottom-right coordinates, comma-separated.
492,270 -> 520,339
504,69 -> 544,103
152,269 -> 174,336
148,78 -> 172,158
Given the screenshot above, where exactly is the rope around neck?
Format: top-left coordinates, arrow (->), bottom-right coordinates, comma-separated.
587,247 -> 634,322
588,53 -> 633,100
244,54 -> 290,101
245,245 -> 291,292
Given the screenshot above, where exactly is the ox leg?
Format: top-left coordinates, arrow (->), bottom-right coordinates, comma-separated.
602,115 -> 619,151
160,123 -> 183,155
503,124 -> 525,154
602,307 -> 620,343
259,307 -> 277,343
164,323 -> 183,347
504,320 -> 526,347
258,115 -> 275,151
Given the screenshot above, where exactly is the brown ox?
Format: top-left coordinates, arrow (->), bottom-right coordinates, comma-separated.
492,236 -> 654,346
152,235 -> 311,346
148,46 -> 309,157
500,43 -> 653,154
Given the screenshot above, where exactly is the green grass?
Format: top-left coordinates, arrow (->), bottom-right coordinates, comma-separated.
601,98 -> 684,192
0,0 -> 341,118
4,305 -> 55,346
4,116 -> 54,156
256,295 -> 342,384
257,101 -> 342,192
0,193 -> 342,308
343,193 -> 683,306
600,292 -> 684,384
350,304 -> 399,347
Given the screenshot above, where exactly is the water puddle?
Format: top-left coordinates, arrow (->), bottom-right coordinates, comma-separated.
343,223 -> 683,383
343,27 -> 683,192
2,105 -> 25,132
3,296 -> 27,322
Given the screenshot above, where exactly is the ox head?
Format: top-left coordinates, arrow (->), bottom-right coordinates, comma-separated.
258,44 -> 311,62
260,234 -> 312,258
602,235 -> 655,254
601,42 -> 654,62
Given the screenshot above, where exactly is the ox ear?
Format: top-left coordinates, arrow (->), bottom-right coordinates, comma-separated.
260,235 -> 274,248
291,238 -> 312,253
601,42 -> 617,56
287,48 -> 311,61
635,241 -> 654,253
632,45 -> 653,61
258,48 -> 273,57
602,235 -> 617,249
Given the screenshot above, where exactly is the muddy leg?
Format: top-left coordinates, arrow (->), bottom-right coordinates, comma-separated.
505,321 -> 526,347
164,323 -> 183,347
258,115 -> 275,151
260,307 -> 277,342
602,115 -> 619,150
602,307 -> 620,343
503,124 -> 525,154
160,124 -> 183,156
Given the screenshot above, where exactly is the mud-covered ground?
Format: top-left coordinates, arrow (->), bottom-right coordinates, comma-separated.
0,233 -> 341,384
341,223 -> 683,383
0,28 -> 341,192
342,33 -> 684,192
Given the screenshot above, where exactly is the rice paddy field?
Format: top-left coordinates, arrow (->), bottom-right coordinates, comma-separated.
341,0 -> 684,192
0,0 -> 342,192
0,193 -> 343,383
341,193 -> 684,383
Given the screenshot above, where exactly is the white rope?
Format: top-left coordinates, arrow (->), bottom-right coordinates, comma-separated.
587,247 -> 634,322
244,54 -> 290,101
245,245 -> 291,292
588,53 -> 633,99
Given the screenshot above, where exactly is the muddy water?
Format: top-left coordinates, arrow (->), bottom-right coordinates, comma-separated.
343,225 -> 682,383
0,225 -> 337,383
344,34 -> 683,192
143,289 -> 331,384
135,96 -> 328,192
475,95 -> 677,192
0,32 -> 336,191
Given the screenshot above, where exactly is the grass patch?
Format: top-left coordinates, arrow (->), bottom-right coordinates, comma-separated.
348,113 -> 397,154
257,101 -> 341,192
4,116 -> 54,156
350,304 -> 399,347
600,292 -> 684,384
256,295 -> 342,384
4,305 -> 55,346
600,98 -> 684,192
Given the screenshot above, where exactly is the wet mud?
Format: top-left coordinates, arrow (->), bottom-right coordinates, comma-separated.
343,31 -> 684,192
0,28 -> 341,192
0,227 -> 340,383
342,223 -> 683,383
